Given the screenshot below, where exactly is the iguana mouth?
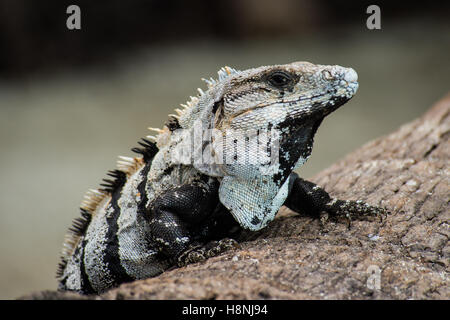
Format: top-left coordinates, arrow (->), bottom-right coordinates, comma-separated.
229,90 -> 351,122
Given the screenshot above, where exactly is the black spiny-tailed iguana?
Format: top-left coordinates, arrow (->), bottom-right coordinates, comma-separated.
57,61 -> 387,294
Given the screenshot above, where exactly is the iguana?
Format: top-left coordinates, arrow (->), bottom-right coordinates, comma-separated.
57,61 -> 387,294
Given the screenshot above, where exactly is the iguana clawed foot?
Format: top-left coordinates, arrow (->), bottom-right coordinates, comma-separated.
177,238 -> 240,267
285,172 -> 389,229
323,198 -> 389,228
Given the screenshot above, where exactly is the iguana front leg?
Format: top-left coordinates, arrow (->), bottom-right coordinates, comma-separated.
284,172 -> 387,226
145,180 -> 238,265
146,181 -> 220,259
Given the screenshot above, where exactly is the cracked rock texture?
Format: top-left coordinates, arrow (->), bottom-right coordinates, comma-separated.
21,94 -> 449,300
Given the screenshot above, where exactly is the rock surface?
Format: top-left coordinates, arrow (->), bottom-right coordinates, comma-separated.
21,94 -> 449,300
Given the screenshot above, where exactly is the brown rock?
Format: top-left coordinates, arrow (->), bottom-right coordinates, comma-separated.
20,94 -> 449,300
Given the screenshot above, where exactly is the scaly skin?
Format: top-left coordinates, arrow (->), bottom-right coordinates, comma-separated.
57,61 -> 387,294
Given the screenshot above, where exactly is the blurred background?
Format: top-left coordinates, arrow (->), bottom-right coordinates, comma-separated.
0,0 -> 449,299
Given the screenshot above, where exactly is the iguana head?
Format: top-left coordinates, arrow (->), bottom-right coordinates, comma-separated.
216,61 -> 358,131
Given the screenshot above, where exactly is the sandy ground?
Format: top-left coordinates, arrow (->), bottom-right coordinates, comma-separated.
0,20 -> 449,299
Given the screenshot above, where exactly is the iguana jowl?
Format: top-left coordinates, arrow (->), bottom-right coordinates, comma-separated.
57,61 -> 387,294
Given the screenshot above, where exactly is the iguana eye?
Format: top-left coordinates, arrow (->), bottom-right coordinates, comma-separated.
266,71 -> 293,89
